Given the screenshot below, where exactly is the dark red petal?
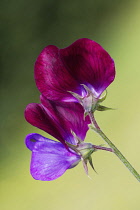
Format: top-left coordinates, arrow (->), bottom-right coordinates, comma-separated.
35,45 -> 80,102
40,95 -> 90,142
60,38 -> 115,96
24,103 -> 66,145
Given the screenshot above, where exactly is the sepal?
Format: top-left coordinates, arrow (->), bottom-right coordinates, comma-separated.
96,105 -> 114,111
98,90 -> 107,103
69,84 -> 98,113
88,155 -> 97,173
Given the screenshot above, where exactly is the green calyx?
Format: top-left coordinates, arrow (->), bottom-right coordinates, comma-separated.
66,140 -> 96,175
91,90 -> 114,113
96,105 -> 114,111
69,85 -> 113,116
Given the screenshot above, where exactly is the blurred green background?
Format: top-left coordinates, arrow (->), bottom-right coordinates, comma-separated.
1,0 -> 140,209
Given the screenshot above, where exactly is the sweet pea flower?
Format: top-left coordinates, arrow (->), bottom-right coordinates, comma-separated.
35,38 -> 115,112
25,95 -> 95,181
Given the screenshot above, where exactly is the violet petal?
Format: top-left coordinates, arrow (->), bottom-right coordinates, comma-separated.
25,133 -> 80,181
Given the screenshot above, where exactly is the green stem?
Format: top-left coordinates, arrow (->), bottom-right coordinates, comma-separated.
89,111 -> 140,182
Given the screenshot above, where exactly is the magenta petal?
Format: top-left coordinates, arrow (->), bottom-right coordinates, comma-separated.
60,38 -> 115,96
40,95 -> 90,142
25,133 -> 80,181
25,98 -> 90,145
35,39 -> 115,101
24,103 -> 66,144
35,45 -> 80,102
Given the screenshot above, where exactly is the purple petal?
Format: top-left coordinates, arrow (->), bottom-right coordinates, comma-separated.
25,133 -> 80,181
60,38 -> 115,97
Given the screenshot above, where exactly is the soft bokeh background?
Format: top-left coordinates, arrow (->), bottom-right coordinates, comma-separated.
1,0 -> 140,209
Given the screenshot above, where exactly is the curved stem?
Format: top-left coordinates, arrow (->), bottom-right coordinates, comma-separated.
88,111 -> 140,182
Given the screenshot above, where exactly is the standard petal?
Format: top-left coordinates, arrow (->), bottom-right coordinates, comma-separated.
35,39 -> 115,102
40,95 -> 90,143
35,45 -> 81,102
60,38 -> 115,97
25,133 -> 80,181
